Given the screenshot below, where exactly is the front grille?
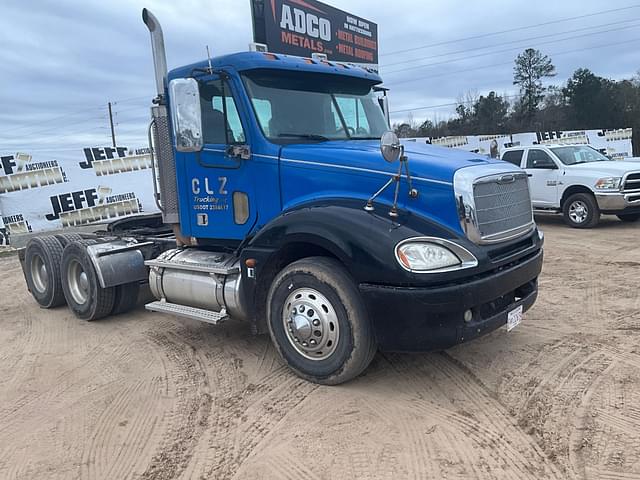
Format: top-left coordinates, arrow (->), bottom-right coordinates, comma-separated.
622,172 -> 640,192
473,175 -> 533,240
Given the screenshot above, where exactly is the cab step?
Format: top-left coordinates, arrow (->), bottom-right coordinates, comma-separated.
145,301 -> 228,325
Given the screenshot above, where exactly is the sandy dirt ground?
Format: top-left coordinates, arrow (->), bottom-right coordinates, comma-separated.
0,216 -> 639,480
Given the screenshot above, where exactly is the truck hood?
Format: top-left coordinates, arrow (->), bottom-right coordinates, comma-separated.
280,139 -> 506,184
566,161 -> 640,177
278,140 -> 520,236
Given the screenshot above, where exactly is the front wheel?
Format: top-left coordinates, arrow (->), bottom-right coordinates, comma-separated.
267,257 -> 377,385
617,213 -> 640,223
563,193 -> 600,228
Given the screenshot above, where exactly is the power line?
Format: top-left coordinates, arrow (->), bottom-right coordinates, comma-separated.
0,115 -> 108,142
391,94 -> 522,115
381,4 -> 640,57
383,22 -> 640,76
388,37 -> 640,116
386,37 -> 640,88
0,96 -> 148,137
1,105 -> 105,135
381,18 -> 640,71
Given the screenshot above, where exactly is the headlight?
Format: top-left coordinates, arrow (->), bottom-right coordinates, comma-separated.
395,238 -> 478,273
594,177 -> 621,190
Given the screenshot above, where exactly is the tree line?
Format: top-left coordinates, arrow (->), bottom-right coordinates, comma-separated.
393,48 -> 640,155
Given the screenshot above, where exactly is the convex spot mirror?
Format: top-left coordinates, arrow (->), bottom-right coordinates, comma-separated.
380,131 -> 402,163
169,78 -> 203,152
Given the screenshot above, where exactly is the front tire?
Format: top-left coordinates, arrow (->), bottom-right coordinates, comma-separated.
61,240 -> 115,321
617,213 -> 640,223
563,193 -> 600,228
267,257 -> 377,385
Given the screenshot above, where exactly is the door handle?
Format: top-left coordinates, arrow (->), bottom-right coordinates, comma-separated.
226,145 -> 251,160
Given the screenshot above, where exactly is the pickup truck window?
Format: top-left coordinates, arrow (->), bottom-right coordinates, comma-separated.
502,150 -> 523,166
200,80 -> 246,145
526,150 -> 556,169
242,71 -> 388,143
551,146 -> 610,165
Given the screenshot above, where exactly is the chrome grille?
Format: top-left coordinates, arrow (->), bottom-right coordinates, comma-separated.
472,174 -> 533,241
622,172 -> 640,192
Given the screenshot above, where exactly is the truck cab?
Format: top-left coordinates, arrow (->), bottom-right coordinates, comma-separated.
20,9 -> 544,385
502,145 -> 640,228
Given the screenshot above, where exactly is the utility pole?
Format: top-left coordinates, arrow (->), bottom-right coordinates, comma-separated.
107,101 -> 116,148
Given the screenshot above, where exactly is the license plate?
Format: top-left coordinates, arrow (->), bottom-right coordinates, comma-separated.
507,305 -> 523,332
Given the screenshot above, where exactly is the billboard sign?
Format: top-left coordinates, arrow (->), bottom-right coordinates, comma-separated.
250,0 -> 378,67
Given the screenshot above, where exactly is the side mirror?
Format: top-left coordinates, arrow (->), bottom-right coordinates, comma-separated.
380,131 -> 401,163
532,159 -> 557,169
168,78 -> 203,152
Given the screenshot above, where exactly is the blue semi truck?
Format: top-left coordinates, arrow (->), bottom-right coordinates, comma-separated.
20,9 -> 543,384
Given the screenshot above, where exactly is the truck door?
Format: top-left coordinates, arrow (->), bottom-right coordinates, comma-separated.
184,76 -> 256,240
524,149 -> 560,208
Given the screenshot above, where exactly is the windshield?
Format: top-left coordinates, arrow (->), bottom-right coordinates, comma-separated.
242,71 -> 388,143
551,146 -> 611,165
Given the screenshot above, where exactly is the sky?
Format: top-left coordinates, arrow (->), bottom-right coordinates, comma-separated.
0,0 -> 639,161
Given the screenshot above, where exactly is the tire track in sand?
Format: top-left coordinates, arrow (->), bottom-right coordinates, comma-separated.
138,329 -> 212,480
383,352 -> 564,480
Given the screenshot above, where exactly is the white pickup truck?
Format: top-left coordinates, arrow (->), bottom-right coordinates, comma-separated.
501,144 -> 640,228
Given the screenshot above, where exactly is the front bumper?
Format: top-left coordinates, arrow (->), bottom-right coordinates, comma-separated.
595,191 -> 640,213
359,248 -> 543,352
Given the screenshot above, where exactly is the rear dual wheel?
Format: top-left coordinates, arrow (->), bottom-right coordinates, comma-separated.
61,240 -> 115,321
60,240 -> 140,320
24,235 -> 66,308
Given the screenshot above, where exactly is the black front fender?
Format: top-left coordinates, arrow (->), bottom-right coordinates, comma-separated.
245,199 -> 462,285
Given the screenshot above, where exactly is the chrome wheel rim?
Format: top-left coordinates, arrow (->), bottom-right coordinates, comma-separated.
282,287 -> 339,361
67,260 -> 90,305
30,254 -> 48,293
569,200 -> 589,224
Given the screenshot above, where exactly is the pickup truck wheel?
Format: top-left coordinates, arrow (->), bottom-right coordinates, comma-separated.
24,236 -> 66,308
267,257 -> 377,385
563,193 -> 600,228
617,213 -> 640,222
61,240 -> 115,321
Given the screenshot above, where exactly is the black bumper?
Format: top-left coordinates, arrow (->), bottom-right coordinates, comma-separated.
359,248 -> 543,352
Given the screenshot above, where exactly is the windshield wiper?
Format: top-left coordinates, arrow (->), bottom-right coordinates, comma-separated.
277,133 -> 331,141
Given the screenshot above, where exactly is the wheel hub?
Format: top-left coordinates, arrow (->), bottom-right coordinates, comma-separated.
30,254 -> 48,293
68,260 -> 90,305
569,201 -> 588,223
291,314 -> 313,341
283,287 -> 339,361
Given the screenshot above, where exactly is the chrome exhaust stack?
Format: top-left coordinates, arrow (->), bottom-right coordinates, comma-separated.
142,8 -> 181,227
142,8 -> 168,99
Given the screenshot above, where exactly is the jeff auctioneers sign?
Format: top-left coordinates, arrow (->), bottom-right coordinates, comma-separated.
250,0 -> 378,66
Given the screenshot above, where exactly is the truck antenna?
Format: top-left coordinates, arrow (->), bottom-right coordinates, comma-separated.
206,45 -> 213,74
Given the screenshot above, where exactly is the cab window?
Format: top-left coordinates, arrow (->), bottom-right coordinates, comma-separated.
200,80 -> 246,144
335,95 -> 371,135
526,149 -> 556,169
502,150 -> 523,167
